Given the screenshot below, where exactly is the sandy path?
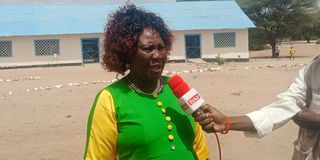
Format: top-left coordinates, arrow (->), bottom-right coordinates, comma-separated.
0,42 -> 319,160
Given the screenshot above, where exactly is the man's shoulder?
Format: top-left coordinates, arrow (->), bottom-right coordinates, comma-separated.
304,55 -> 320,75
313,55 -> 320,60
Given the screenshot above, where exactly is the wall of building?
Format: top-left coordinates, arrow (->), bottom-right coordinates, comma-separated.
170,29 -> 249,61
0,33 -> 103,67
0,28 -> 249,67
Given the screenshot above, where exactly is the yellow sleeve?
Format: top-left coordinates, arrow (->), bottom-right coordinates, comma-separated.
193,122 -> 210,160
83,90 -> 118,160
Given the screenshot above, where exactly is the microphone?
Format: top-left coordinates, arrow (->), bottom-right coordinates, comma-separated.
169,75 -> 224,160
168,75 -> 205,114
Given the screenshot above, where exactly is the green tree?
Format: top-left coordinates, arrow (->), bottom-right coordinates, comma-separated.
248,28 -> 267,51
239,0 -> 317,57
299,13 -> 320,43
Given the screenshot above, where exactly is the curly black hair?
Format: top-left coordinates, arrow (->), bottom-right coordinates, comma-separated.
102,3 -> 173,75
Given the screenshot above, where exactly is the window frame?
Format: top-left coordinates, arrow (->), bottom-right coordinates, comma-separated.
0,40 -> 13,58
184,34 -> 202,59
34,39 -> 60,56
213,32 -> 236,48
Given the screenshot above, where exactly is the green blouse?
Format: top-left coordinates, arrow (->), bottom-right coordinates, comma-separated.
84,76 -> 209,160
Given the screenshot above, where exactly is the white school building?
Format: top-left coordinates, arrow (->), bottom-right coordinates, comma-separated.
0,1 -> 255,68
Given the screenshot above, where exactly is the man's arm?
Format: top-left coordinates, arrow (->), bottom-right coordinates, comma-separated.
193,105 -> 256,133
194,67 -> 306,137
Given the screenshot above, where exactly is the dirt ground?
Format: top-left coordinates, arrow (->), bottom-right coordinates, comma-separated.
0,42 -> 319,160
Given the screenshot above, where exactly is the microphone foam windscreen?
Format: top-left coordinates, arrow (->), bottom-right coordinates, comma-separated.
168,75 -> 190,98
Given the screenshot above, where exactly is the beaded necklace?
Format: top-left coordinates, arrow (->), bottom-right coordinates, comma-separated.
126,77 -> 163,98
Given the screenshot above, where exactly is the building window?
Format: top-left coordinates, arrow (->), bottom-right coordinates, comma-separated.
34,39 -> 60,56
0,40 -> 13,57
185,34 -> 201,59
214,32 -> 236,48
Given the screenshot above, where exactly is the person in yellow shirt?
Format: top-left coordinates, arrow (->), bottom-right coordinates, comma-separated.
289,46 -> 296,60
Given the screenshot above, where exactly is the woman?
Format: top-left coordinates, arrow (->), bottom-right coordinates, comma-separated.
83,4 -> 210,160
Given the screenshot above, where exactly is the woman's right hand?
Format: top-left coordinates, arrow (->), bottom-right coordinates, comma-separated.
192,104 -> 227,133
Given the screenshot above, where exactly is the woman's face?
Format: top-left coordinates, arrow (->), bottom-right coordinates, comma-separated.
129,28 -> 168,82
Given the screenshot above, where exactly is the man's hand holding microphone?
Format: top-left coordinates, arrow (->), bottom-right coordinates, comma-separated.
192,105 -> 229,133
168,75 -> 231,134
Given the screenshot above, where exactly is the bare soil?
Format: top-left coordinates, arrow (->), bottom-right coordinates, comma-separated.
0,42 -> 319,160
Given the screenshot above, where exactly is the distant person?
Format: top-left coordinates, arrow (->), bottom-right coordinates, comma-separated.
289,46 -> 296,60
83,3 -> 210,160
193,56 -> 320,160
275,46 -> 280,60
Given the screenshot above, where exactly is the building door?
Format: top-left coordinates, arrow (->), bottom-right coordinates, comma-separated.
185,34 -> 201,59
81,38 -> 100,63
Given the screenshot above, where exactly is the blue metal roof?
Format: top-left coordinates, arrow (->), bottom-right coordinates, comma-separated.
0,1 -> 255,37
